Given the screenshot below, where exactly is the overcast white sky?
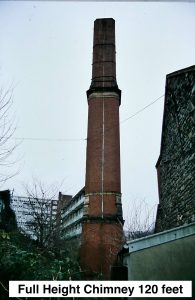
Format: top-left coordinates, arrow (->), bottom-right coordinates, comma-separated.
1,1 -> 195,227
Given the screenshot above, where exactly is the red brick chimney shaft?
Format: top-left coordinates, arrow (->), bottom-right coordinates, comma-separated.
86,18 -> 121,194
81,18 -> 123,279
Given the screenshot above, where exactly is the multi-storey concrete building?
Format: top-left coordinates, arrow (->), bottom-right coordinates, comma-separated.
10,194 -> 58,239
60,188 -> 84,240
11,190 -> 84,242
8,188 -> 81,242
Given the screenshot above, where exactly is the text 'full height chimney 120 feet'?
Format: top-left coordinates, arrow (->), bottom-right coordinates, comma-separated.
80,18 -> 124,279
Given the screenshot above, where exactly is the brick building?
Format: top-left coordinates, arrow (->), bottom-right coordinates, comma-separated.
155,65 -> 195,232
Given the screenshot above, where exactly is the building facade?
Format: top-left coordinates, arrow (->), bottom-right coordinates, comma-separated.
10,194 -> 58,240
10,189 -> 85,243
60,188 -> 85,240
155,66 -> 195,232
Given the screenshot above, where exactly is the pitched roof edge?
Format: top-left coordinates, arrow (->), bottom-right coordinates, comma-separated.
155,65 -> 195,169
166,65 -> 195,79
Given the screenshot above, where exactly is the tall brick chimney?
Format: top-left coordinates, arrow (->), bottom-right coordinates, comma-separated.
80,18 -> 123,279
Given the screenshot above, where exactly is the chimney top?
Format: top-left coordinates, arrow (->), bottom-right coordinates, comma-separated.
87,18 -> 121,101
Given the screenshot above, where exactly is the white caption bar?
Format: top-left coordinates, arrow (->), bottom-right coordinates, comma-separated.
9,280 -> 192,298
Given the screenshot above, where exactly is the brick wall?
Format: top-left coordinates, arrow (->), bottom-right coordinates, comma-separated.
80,222 -> 123,279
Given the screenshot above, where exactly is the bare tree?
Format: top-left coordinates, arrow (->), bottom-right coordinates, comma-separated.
125,198 -> 156,240
0,85 -> 18,183
23,179 -> 59,248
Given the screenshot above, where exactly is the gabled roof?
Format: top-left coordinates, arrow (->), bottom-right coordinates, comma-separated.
156,65 -> 195,168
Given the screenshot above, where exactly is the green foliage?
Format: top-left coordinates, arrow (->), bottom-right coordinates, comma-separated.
0,230 -> 80,299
